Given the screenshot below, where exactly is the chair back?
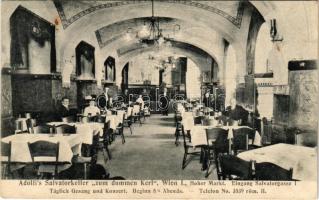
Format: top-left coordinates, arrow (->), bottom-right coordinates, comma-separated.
26,118 -> 34,133
62,116 -> 75,123
55,124 -> 76,134
194,116 -> 202,125
15,120 -> 24,133
1,141 -> 11,158
102,121 -> 111,142
27,140 -> 59,161
255,162 -> 293,180
232,129 -> 250,154
96,115 -> 106,123
214,131 -> 230,154
236,127 -> 255,141
219,154 -> 252,180
206,128 -> 228,146
33,125 -> 53,134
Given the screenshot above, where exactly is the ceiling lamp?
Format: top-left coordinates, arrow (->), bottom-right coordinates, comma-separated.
135,0 -> 177,46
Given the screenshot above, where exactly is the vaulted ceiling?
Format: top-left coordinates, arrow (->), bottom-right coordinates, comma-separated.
52,0 -> 262,71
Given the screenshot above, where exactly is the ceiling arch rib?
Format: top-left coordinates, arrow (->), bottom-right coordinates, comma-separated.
116,40 -> 216,72
95,17 -> 224,67
54,1 -> 245,29
56,0 -> 241,56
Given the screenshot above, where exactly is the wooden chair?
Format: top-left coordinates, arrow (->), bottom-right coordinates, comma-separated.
123,108 -> 133,135
218,154 -> 253,180
213,132 -> 230,179
174,115 -> 183,146
73,134 -> 99,179
194,116 -> 202,125
27,141 -> 60,179
26,118 -> 35,134
14,120 -> 25,134
62,116 -> 75,123
181,125 -> 202,170
254,162 -> 293,180
233,127 -> 256,154
205,128 -> 228,177
55,124 -> 76,134
1,141 -> 12,179
33,125 -> 53,134
132,105 -> 142,125
100,121 -> 112,160
115,113 -> 126,144
95,115 -> 106,123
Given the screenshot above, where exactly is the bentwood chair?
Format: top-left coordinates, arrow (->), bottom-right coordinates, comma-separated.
62,116 -> 76,123
123,107 -> 133,135
33,125 -> 54,134
213,132 -> 230,179
73,134 -> 98,179
115,112 -> 126,144
205,128 -> 228,177
132,104 -> 142,125
1,141 -> 12,179
55,124 -> 76,134
194,116 -> 202,125
95,115 -> 106,123
100,121 -> 112,160
181,125 -> 202,170
232,127 -> 256,154
27,141 -> 60,179
254,162 -> 293,180
217,154 -> 253,180
14,120 -> 25,134
175,114 -> 183,146
26,118 -> 35,134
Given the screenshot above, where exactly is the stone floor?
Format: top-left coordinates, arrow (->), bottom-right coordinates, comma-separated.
102,114 -> 217,180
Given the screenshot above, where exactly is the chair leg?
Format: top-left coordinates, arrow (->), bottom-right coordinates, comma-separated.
104,143 -> 112,160
129,126 -> 133,135
121,128 -> 125,144
175,130 -> 180,146
84,163 -> 87,179
182,149 -> 188,169
139,115 -> 142,126
205,149 -> 211,177
101,147 -> 108,164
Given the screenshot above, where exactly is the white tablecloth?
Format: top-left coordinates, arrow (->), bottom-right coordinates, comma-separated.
46,122 -> 103,145
189,125 -> 261,147
181,112 -> 195,131
2,133 -> 81,163
237,143 -> 317,181
132,105 -> 140,115
126,107 -> 133,117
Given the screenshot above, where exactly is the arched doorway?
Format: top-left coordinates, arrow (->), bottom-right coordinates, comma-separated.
121,62 -> 129,92
104,56 -> 116,83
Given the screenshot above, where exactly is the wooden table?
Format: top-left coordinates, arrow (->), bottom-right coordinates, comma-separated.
237,143 -> 317,180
